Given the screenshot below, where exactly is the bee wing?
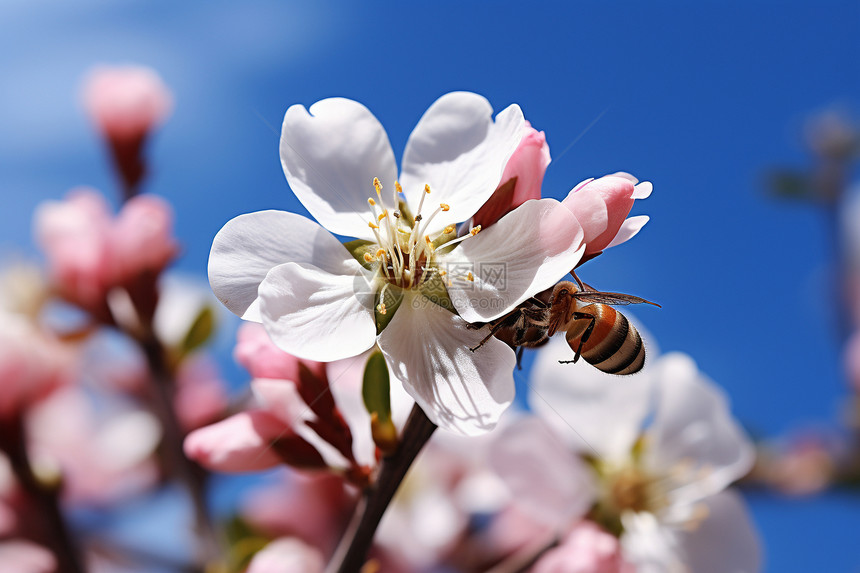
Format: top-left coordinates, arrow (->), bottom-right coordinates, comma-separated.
573,291 -> 661,307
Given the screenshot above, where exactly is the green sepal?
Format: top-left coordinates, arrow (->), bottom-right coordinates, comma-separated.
397,199 -> 415,227
362,350 -> 398,454
418,270 -> 455,313
375,285 -> 404,333
343,239 -> 378,270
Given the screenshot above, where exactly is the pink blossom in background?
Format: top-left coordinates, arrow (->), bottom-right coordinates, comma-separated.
34,188 -> 177,315
82,65 -> 173,142
472,123 -> 551,228
0,311 -> 75,421
242,471 -> 356,556
562,173 -> 652,256
26,387 -> 161,505
0,539 -> 57,573
246,537 -> 325,573
532,521 -> 631,573
173,356 -> 229,432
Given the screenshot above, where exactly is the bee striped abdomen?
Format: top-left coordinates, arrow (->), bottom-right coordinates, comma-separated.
565,304 -> 645,375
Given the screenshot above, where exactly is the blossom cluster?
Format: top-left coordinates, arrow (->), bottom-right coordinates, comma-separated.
0,63 -> 765,573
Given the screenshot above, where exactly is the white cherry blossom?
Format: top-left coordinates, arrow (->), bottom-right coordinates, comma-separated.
493,339 -> 761,572
209,92 -> 585,434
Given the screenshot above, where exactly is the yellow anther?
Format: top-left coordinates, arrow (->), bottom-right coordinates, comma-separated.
438,269 -> 447,276
466,272 -> 474,282
424,235 -> 435,251
470,225 -> 482,236
377,211 -> 387,222
424,184 -> 431,194
368,222 -> 379,229
443,225 -> 455,234
373,177 -> 382,191
395,181 -> 403,194
363,253 -> 375,263
376,302 -> 387,315
424,235 -> 432,243
375,248 -> 386,257
440,203 -> 450,212
368,198 -> 376,206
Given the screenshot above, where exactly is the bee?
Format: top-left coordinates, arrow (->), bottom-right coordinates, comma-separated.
469,277 -> 659,375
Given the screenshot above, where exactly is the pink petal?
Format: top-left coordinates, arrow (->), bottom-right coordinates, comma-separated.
472,124 -> 551,227
563,175 -> 636,255
82,65 -> 173,140
110,194 -> 178,283
183,411 -> 286,472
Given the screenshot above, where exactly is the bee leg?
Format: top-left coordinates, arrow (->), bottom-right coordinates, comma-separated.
516,346 -> 525,370
469,318 -> 514,352
571,270 -> 586,291
559,312 -> 596,365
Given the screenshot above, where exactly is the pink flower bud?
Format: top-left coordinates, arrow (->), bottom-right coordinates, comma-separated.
33,188 -> 113,310
472,123 -> 550,228
82,65 -> 173,194
532,521 -> 630,573
34,189 -> 177,315
184,411 -> 291,472
235,323 -> 326,382
82,65 -> 173,142
110,194 -> 178,284
183,410 -> 326,473
562,174 -> 652,256
246,537 -> 325,573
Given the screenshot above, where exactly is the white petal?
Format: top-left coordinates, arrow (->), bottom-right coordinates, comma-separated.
378,292 -> 516,435
611,171 -> 640,184
530,337 -> 655,461
208,210 -> 358,321
673,490 -> 762,573
644,353 -> 756,504
632,181 -> 653,199
280,98 -> 398,240
490,416 -> 596,528
605,215 -> 649,249
258,262 -> 377,362
400,92 -> 525,229
621,512 -> 684,573
443,199 -> 585,322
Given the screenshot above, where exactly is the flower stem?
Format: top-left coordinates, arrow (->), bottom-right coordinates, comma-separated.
138,331 -> 222,567
327,404 -> 437,573
0,415 -> 85,573
485,534 -> 560,573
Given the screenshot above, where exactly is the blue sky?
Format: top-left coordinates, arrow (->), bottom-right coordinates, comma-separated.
1,1 -> 859,571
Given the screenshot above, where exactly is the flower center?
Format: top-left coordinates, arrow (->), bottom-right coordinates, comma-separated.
361,178 -> 481,313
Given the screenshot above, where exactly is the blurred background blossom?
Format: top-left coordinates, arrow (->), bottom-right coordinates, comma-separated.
0,1 -> 858,572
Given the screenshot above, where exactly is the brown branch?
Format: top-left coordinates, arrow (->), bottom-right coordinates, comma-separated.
327,404 -> 437,573
0,415 -> 85,573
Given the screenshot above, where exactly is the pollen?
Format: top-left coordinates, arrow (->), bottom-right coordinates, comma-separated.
375,248 -> 386,257
470,225 -> 482,236
363,252 -> 375,263
377,212 -> 387,222
395,181 -> 403,194
439,203 -> 450,212
424,184 -> 431,194
373,177 -> 382,192
443,225 -> 455,234
367,198 -> 376,206
368,222 -> 379,230
376,302 -> 387,315
466,271 -> 474,282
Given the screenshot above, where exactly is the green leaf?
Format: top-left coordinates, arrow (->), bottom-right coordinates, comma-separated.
178,305 -> 215,357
